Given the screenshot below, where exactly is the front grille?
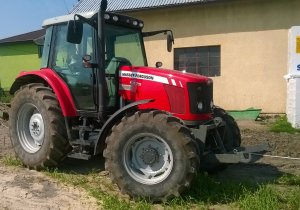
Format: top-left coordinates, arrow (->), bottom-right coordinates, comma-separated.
187,82 -> 213,114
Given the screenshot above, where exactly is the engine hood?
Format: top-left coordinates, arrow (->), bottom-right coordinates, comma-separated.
120,66 -> 210,86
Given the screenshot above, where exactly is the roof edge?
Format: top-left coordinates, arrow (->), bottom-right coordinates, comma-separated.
0,29 -> 45,44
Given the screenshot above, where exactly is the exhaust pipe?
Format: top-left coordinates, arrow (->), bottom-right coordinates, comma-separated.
97,0 -> 107,119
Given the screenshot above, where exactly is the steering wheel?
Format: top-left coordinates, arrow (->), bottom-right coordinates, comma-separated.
68,54 -> 84,75
105,57 -> 131,77
68,63 -> 82,75
106,57 -> 131,69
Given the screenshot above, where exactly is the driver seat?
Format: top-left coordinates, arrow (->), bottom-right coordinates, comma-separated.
105,57 -> 131,111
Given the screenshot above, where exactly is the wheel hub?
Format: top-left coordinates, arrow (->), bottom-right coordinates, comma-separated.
123,133 -> 174,185
140,145 -> 159,165
31,122 -> 40,136
29,113 -> 44,145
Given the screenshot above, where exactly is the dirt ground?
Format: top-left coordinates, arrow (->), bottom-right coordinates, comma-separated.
0,120 -> 98,210
0,119 -> 299,209
217,120 -> 300,184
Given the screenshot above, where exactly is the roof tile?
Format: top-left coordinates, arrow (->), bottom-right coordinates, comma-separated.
71,0 -> 217,13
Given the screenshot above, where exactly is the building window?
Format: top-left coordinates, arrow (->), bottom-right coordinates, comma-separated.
174,45 -> 221,77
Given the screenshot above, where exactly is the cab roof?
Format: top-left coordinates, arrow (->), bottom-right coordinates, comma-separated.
42,11 -> 96,27
42,11 -> 144,30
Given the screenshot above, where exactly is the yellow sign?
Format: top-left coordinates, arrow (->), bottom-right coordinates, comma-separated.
296,36 -> 300,54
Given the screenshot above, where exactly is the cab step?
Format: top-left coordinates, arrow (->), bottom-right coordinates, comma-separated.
70,139 -> 93,146
68,152 -> 92,160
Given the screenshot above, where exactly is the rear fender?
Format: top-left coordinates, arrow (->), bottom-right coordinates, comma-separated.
10,69 -> 77,117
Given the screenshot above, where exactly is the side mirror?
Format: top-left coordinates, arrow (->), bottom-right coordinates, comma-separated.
66,20 -> 83,44
82,55 -> 92,68
167,33 -> 174,52
83,55 -> 92,62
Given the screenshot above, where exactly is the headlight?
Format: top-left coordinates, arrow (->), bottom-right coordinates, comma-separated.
104,14 -> 110,20
113,15 -> 119,21
133,20 -> 138,26
197,102 -> 204,111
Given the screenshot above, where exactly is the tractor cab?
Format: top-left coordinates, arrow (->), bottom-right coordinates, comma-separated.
41,11 -> 173,116
41,11 -> 148,113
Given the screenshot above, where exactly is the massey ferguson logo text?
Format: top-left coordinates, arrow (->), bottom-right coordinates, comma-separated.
120,70 -> 170,84
121,72 -> 154,80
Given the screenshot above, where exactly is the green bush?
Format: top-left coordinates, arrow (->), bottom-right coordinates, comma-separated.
0,91 -> 12,103
0,87 -> 3,97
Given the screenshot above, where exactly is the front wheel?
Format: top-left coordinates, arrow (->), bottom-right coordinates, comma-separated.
104,111 -> 199,201
201,106 -> 241,173
213,106 -> 241,151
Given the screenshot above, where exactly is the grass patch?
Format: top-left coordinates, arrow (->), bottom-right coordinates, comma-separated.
44,168 -> 89,186
0,82 -> 12,103
277,174 -> 300,186
172,173 -> 257,206
2,155 -> 22,166
239,185 -> 280,210
0,90 -> 12,103
269,116 -> 300,134
284,189 -> 300,210
0,87 -> 3,97
238,175 -> 300,210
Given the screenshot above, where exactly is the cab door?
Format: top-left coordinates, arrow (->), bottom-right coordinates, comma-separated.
50,23 -> 96,111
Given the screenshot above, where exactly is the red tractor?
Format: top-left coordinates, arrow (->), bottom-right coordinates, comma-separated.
9,0 -> 265,201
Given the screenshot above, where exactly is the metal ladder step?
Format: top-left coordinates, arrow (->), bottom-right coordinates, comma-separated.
68,153 -> 92,160
70,139 -> 93,146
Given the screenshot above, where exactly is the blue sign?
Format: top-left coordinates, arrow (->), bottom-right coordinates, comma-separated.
297,64 -> 300,71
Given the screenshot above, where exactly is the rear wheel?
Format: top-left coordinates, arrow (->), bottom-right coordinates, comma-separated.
104,110 -> 199,201
9,84 -> 71,169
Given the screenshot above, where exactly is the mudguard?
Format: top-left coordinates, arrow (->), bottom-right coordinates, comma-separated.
10,68 -> 77,117
93,99 -> 154,155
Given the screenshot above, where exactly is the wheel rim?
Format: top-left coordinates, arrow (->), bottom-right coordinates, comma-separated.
123,133 -> 174,185
16,103 -> 45,153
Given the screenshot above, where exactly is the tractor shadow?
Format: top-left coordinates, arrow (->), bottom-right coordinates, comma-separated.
58,155 -> 105,174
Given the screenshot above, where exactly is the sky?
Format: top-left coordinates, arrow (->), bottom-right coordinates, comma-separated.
0,0 -> 79,39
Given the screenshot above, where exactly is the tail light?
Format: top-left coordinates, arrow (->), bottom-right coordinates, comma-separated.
163,85 -> 186,114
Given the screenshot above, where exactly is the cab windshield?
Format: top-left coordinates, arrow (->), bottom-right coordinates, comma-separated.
105,24 -> 147,66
